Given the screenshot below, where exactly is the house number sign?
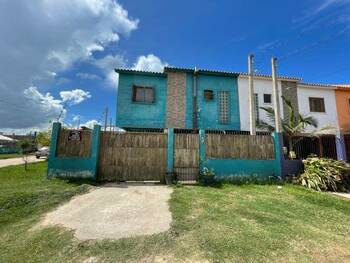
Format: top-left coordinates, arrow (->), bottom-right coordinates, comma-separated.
68,130 -> 82,141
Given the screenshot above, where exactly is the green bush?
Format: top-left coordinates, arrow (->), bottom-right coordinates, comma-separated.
198,167 -> 216,186
298,157 -> 350,192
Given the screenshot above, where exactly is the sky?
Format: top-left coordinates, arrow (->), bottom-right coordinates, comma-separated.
1,0 -> 350,134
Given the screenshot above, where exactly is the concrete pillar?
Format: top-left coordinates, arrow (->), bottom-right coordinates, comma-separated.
47,122 -> 61,178
91,125 -> 101,180
199,129 -> 206,171
272,132 -> 284,179
167,128 -> 174,173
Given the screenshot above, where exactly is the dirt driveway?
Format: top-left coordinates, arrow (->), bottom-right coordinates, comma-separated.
40,183 -> 173,240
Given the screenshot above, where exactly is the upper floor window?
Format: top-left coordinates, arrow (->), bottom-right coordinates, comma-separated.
132,85 -> 154,103
204,90 -> 214,101
218,91 -> 230,124
309,97 -> 325,112
263,94 -> 272,104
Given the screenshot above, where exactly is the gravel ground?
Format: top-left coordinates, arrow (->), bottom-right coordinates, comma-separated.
40,183 -> 173,240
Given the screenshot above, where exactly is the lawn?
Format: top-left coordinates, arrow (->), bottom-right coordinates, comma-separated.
1,163 -> 350,262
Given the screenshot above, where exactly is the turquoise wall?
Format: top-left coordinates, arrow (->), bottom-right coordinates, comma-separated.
47,123 -> 100,180
116,72 -> 167,128
196,74 -> 240,130
199,130 -> 282,178
0,147 -> 19,154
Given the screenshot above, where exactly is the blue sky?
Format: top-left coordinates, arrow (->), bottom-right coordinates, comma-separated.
1,0 -> 350,133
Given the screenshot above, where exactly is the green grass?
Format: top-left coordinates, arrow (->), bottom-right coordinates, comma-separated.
0,153 -> 24,159
1,163 -> 350,262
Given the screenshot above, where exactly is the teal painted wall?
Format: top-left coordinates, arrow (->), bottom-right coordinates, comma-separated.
185,73 -> 194,129
0,147 -> 19,154
195,74 -> 240,130
47,123 -> 100,180
199,129 -> 281,178
116,72 -> 167,128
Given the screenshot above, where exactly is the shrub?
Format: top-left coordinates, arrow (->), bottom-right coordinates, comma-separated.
298,157 -> 350,192
198,167 -> 215,186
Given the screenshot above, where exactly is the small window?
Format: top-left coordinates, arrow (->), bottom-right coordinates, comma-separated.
263,94 -> 272,104
309,97 -> 325,112
132,85 -> 154,103
204,90 -> 214,101
218,91 -> 230,124
254,93 -> 260,124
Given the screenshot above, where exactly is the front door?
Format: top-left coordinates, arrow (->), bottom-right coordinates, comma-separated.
344,135 -> 350,162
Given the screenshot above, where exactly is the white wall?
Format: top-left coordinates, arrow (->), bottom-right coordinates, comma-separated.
297,86 -> 339,134
238,77 -> 284,131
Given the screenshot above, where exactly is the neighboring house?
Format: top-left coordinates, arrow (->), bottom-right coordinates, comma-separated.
238,75 -> 300,131
334,85 -> 350,161
116,67 -> 241,130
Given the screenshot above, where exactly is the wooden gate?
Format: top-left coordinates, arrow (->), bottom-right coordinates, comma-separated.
98,131 -> 167,182
174,133 -> 199,182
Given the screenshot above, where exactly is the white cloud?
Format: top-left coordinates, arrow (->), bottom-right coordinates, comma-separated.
132,54 -> 168,72
0,0 -> 138,129
80,119 -> 101,129
76,72 -> 102,80
94,54 -> 126,87
59,89 -> 92,105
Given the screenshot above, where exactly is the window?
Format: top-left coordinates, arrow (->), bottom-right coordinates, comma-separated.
254,93 -> 260,124
204,90 -> 214,101
132,85 -> 154,103
218,91 -> 230,124
309,97 -> 325,112
263,94 -> 272,104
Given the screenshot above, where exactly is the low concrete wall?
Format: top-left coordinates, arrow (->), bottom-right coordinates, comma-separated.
47,123 -> 100,180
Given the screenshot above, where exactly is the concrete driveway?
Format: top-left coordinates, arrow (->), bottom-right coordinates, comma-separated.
0,156 -> 45,168
40,183 -> 173,240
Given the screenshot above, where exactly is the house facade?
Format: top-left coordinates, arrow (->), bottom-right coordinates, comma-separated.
335,85 -> 350,161
116,67 -> 241,131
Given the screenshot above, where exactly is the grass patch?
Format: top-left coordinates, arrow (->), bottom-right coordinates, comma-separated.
0,163 -> 350,262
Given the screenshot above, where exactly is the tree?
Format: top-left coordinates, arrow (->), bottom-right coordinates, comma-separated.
258,96 -> 318,155
36,131 -> 51,147
17,140 -> 31,171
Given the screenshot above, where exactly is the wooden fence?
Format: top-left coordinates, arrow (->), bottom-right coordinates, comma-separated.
205,133 -> 275,160
98,132 -> 167,181
56,129 -> 92,157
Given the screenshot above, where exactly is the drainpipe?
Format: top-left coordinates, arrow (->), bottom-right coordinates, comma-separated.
193,67 -> 198,131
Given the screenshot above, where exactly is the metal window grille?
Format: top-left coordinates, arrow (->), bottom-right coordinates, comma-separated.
254,93 -> 260,124
218,91 -> 230,124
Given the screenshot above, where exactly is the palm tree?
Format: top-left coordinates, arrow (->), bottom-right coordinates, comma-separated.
258,96 -> 318,155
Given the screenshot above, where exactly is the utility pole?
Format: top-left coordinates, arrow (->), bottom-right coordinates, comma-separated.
109,118 -> 112,132
248,54 -> 256,135
104,107 -> 108,131
271,57 -> 282,133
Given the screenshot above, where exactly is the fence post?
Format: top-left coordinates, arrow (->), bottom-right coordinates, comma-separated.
272,132 -> 284,179
47,122 -> 61,179
199,129 -> 206,172
91,124 -> 101,181
167,128 -> 174,173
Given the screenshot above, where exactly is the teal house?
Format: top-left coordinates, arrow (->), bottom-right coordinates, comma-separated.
115,67 -> 241,131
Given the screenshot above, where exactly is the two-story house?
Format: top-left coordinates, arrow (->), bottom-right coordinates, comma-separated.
116,67 -> 241,130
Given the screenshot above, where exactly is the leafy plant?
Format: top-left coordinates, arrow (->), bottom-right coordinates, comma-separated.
199,167 -> 215,186
36,131 -> 51,147
258,96 -> 318,154
17,140 -> 32,171
298,157 -> 350,192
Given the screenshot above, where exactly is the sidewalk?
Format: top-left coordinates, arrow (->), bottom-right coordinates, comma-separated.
0,156 -> 45,168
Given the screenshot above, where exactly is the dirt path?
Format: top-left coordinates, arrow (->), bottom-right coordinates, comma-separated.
0,156 -> 45,168
40,183 -> 173,240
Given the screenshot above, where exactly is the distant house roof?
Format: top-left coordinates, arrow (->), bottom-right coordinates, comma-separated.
298,82 -> 336,88
0,134 -> 16,141
334,84 -> 350,89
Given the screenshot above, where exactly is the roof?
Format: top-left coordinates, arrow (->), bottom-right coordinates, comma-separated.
334,84 -> 350,88
298,82 -> 336,88
0,134 -> 16,141
114,68 -> 166,77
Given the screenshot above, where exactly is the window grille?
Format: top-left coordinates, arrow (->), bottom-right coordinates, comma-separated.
254,93 -> 260,124
218,91 -> 230,124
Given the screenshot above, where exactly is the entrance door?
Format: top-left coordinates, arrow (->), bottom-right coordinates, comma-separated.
344,135 -> 350,162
